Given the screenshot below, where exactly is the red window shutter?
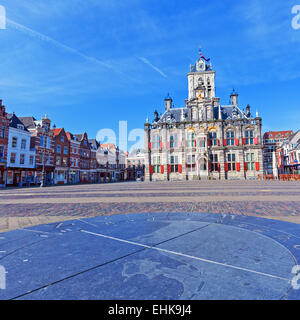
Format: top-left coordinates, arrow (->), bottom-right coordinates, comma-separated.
217,139 -> 220,146
235,139 -> 239,146
225,163 -> 229,172
244,162 -> 248,171
194,140 -> 197,147
161,165 -> 164,174
242,138 -> 246,145
255,162 -> 260,171
149,142 -> 152,149
179,164 -> 182,173
218,163 -> 220,172
150,165 -> 153,174
167,164 -> 171,173
208,162 -> 212,172
236,162 -> 240,172
223,139 -> 227,146
254,138 -> 258,145
160,142 -> 163,149
208,140 -> 211,147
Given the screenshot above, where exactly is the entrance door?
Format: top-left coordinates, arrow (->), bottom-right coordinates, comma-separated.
197,156 -> 209,180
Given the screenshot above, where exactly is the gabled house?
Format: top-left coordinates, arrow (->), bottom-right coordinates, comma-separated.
52,128 -> 70,185
6,113 -> 36,186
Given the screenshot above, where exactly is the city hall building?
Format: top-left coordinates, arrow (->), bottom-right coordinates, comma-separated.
144,52 -> 264,181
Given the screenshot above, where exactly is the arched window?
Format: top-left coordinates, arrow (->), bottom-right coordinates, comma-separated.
208,131 -> 217,146
226,130 -> 235,146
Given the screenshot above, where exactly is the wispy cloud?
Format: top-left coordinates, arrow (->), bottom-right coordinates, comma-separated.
137,56 -> 168,78
6,18 -> 115,71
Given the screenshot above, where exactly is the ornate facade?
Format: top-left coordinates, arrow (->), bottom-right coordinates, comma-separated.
144,52 -> 264,181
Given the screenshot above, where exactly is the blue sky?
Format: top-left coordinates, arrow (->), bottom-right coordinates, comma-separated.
0,0 -> 299,149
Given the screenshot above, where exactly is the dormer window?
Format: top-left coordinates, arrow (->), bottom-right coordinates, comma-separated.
17,124 -> 24,130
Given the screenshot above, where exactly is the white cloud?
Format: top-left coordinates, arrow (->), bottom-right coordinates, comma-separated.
137,56 -> 168,78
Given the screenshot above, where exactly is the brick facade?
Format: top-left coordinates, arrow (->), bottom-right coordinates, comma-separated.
52,128 -> 70,185
0,100 -> 9,186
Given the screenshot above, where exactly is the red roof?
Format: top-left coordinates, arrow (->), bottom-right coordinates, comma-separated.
66,132 -> 71,141
51,128 -> 63,136
101,143 -> 117,151
264,131 -> 293,139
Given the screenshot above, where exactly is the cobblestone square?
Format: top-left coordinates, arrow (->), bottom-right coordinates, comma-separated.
0,180 -> 299,233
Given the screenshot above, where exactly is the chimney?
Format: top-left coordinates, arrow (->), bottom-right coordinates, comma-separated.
230,89 -> 238,106
165,93 -> 173,111
154,110 -> 159,122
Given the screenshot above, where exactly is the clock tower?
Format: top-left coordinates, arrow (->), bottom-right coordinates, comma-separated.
187,51 -> 216,100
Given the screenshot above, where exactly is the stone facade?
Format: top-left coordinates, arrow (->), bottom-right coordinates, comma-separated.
126,148 -> 145,181
145,52 -> 264,181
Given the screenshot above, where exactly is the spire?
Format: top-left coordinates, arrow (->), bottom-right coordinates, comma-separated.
181,108 -> 185,121
165,94 -> 172,111
218,105 -> 222,120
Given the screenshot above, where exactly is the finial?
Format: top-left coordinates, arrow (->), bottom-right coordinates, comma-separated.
256,110 -> 259,118
181,108 -> 185,121
146,116 -> 149,124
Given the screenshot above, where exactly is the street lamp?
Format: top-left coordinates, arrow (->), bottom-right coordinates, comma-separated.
40,137 -> 47,188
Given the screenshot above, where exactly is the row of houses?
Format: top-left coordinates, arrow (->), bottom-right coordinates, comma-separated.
277,131 -> 300,175
263,130 -> 300,178
0,100 -> 126,187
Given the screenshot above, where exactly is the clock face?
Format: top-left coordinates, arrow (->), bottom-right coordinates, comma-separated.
197,60 -> 205,71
